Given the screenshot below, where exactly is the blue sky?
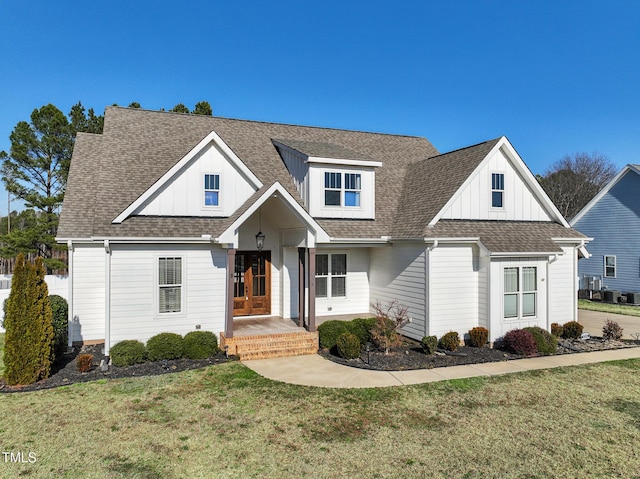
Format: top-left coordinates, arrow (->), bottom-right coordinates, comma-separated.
0,1 -> 639,213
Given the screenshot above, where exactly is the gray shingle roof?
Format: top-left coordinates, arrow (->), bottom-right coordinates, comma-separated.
58,107 -> 584,250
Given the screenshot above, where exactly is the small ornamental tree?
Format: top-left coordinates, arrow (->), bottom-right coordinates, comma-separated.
370,300 -> 411,354
4,254 -> 54,385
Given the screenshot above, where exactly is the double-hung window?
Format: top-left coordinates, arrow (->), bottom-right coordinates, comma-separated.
204,174 -> 220,207
159,257 -> 182,313
504,266 -> 537,318
492,173 -> 504,208
604,255 -> 616,278
315,253 -> 347,298
324,172 -> 361,207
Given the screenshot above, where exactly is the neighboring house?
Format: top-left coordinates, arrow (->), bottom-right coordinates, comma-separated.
571,164 -> 640,295
57,107 -> 588,355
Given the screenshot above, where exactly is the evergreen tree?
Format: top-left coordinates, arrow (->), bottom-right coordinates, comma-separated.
170,103 -> 190,113
192,101 -> 213,116
3,254 -> 53,385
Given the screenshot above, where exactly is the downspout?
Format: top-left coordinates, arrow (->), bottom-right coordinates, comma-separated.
104,240 -> 111,356
67,240 -> 74,349
426,240 -> 439,337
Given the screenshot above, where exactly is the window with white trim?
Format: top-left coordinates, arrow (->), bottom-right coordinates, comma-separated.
604,255 -> 616,278
492,173 -> 504,208
315,253 -> 347,298
504,266 -> 536,318
204,174 -> 220,206
159,257 -> 182,313
324,172 -> 361,207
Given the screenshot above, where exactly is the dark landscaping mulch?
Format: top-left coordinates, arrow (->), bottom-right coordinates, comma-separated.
0,344 -> 237,394
321,336 -> 640,371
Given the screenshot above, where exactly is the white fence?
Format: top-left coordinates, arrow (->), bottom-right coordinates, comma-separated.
0,275 -> 69,333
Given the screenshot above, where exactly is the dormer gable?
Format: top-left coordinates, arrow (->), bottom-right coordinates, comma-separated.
113,131 -> 262,223
273,139 -> 381,219
433,137 -> 568,226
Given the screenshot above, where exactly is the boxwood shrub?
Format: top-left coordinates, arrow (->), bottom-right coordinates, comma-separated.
523,326 -> 557,355
468,327 -> 489,348
183,331 -> 219,359
110,340 -> 147,366
336,332 -> 361,359
562,321 -> 584,340
146,332 -> 184,361
421,335 -> 438,355
350,317 -> 377,344
318,320 -> 352,350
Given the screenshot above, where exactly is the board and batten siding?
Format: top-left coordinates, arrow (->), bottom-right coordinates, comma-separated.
548,245 -> 578,324
135,142 -> 256,218
108,244 -> 226,349
573,170 -> 640,292
277,146 -> 309,207
71,244 -> 105,343
370,244 -> 426,341
439,147 -> 552,222
281,247 -> 299,320
315,248 -> 370,316
429,245 -> 479,339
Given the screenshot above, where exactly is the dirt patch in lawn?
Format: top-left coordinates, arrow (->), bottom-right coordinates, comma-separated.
0,343 -> 237,393
321,336 -> 640,371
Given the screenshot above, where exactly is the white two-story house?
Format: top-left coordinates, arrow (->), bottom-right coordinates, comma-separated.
57,107 -> 588,357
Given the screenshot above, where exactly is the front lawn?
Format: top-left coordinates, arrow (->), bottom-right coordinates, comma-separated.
1,359 -> 640,478
579,299 -> 640,317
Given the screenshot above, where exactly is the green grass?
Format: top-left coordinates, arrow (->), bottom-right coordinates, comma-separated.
1,360 -> 640,478
579,299 -> 640,317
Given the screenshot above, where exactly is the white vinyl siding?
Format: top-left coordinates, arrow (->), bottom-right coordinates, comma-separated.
548,245 -> 578,324
439,147 -> 552,221
70,245 -> 106,343
108,244 -> 227,349
429,245 -> 479,339
370,244 -> 426,341
315,249 -> 369,317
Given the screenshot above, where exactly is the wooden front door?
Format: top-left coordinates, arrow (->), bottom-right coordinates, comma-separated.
233,251 -> 271,316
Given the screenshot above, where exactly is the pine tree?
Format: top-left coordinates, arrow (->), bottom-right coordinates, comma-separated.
3,254 -> 54,385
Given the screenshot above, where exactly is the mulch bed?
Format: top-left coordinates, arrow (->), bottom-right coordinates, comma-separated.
0,344 -> 237,394
321,336 -> 640,371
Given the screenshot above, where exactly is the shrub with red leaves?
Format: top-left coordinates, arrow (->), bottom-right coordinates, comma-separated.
503,329 -> 537,356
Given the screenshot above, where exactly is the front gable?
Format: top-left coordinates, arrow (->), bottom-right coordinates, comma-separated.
113,131 -> 263,223
433,137 -> 567,225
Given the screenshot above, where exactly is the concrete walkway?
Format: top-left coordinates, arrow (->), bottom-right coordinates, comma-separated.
243,310 -> 640,388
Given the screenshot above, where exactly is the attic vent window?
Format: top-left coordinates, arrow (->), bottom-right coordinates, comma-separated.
492,173 -> 504,208
204,174 -> 220,206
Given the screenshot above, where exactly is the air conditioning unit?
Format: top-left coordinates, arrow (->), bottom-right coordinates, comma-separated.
604,290 -> 621,303
626,292 -> 640,304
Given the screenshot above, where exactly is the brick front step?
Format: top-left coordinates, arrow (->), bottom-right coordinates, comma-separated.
220,331 -> 319,360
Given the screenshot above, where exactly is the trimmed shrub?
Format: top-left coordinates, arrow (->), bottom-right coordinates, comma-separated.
77,354 -> 93,373
350,317 -> 376,344
468,327 -> 489,348
183,331 -> 219,359
550,322 -> 564,338
503,329 -> 537,356
562,321 -> 584,339
523,326 -> 557,355
318,320 -> 352,350
3,255 -> 54,385
110,340 -> 147,366
438,331 -> 460,352
146,333 -> 184,361
602,319 -> 623,340
49,295 -> 69,360
336,332 -> 361,359
421,336 -> 438,355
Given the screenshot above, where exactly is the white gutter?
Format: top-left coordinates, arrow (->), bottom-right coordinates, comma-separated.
67,240 -> 74,349
104,240 -> 111,356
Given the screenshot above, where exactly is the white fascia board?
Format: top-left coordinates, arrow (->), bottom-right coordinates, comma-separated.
112,130 -> 263,224
306,157 -> 382,168
428,137 -> 570,227
570,165 -> 636,225
88,237 -> 216,244
215,182 -> 331,246
489,251 -> 562,257
326,237 -> 390,245
56,237 -> 94,244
